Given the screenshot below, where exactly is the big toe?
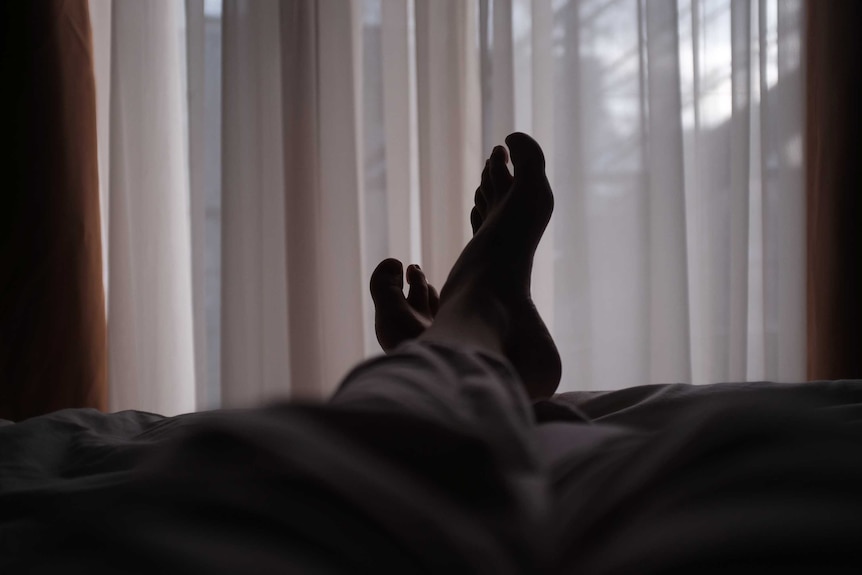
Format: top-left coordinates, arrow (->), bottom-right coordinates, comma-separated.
504,132 -> 553,226
489,145 -> 513,202
370,258 -> 405,307
505,132 -> 546,180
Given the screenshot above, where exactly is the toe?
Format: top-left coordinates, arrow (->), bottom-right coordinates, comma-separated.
489,145 -> 513,200
505,132 -> 546,179
370,258 -> 405,306
406,264 -> 430,313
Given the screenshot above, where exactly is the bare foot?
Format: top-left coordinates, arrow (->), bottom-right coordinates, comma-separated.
423,132 -> 561,400
370,258 -> 439,352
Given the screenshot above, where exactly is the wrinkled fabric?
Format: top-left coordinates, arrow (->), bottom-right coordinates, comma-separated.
1,342 -> 862,573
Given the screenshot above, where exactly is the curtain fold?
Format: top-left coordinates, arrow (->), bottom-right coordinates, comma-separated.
761,0 -> 806,382
186,0 -> 211,410
100,1 -> 197,415
643,0 -> 691,383
221,0 -> 290,407
528,0 -> 557,336
0,0 -> 107,421
220,0 -> 368,403
279,0 -> 325,399
415,0 -> 481,287
380,0 -> 419,267
314,0 -> 368,395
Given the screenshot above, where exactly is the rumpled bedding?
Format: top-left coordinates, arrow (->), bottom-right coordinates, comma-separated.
2,380 -> 862,573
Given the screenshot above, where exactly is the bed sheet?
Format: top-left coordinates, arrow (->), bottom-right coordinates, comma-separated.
1,380 -> 861,573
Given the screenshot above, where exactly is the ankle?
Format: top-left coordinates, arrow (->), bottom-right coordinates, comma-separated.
419,289 -> 510,357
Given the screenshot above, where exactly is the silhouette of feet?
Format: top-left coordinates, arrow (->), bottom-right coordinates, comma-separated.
431,132 -> 561,399
368,133 -> 561,398
370,259 -> 439,352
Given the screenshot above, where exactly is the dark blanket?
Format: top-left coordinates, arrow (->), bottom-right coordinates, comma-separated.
2,381 -> 862,573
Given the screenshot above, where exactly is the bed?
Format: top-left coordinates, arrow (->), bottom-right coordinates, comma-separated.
2,380 -> 861,573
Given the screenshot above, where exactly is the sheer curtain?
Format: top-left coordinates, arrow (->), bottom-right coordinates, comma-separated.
89,0 -> 805,414
90,0 -> 197,415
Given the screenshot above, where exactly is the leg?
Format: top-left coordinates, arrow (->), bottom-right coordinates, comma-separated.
334,132 -> 569,490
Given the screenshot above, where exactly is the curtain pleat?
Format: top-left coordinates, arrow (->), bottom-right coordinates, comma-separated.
552,0 -> 593,390
380,0 -> 418,267
490,0 -> 515,147
725,0 -> 751,377
529,0 -> 556,336
105,1 -> 196,415
221,0 -> 290,407
766,0 -> 805,381
314,0 -> 368,394
414,0 -> 481,287
90,0 -> 112,293
279,0 -> 325,399
186,0 -> 211,409
643,0 -> 691,383
0,0 -> 107,421
222,0 -> 368,403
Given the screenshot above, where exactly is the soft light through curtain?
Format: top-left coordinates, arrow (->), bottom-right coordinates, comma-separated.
90,0 -> 805,414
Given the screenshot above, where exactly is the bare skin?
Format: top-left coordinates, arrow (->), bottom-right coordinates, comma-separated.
369,132 -> 561,400
369,259 -> 438,353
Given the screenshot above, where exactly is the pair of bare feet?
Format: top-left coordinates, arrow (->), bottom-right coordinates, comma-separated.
369,132 -> 561,400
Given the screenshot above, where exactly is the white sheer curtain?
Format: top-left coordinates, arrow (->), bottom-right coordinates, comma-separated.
90,0 -> 805,414
91,0 -> 197,415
